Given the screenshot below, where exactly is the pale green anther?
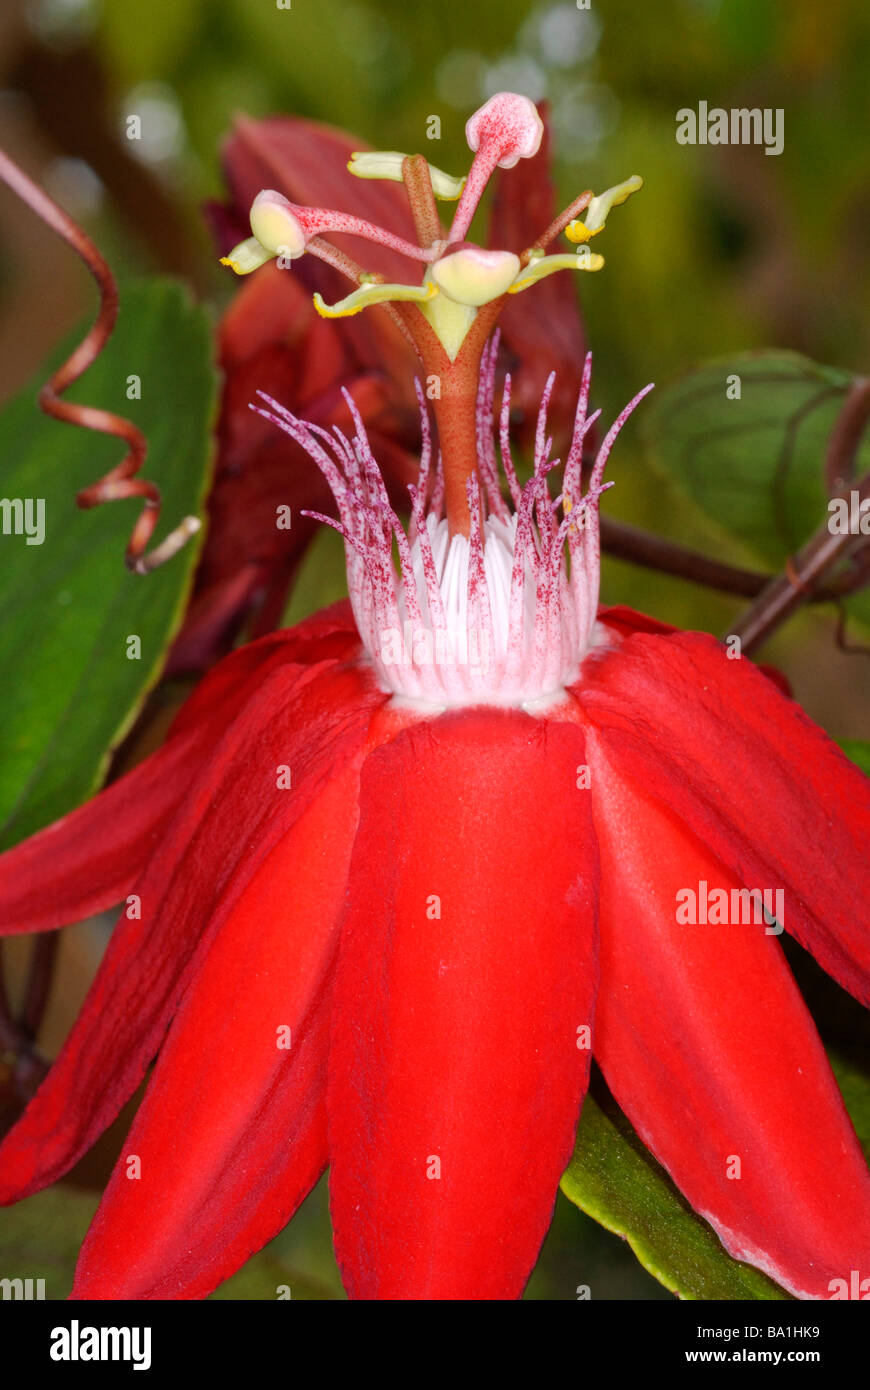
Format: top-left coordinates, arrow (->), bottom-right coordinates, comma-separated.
347,151 -> 466,201
508,249 -> 605,293
220,236 -> 275,276
313,279 -> 437,319
565,174 -> 643,243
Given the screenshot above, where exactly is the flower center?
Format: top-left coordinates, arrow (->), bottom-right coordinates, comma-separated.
225,91 -> 652,706
254,344 -> 652,708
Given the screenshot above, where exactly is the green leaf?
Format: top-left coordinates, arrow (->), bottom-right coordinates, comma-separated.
0,278 -> 215,850
642,349 -> 870,637
642,349 -> 854,570
561,1086 -> 792,1300
840,738 -> 870,777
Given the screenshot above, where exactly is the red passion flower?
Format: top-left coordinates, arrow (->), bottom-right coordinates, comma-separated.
1,93 -> 869,1302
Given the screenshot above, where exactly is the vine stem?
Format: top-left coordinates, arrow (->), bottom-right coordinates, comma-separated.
728,476 -> 870,652
0,145 -> 200,574
600,517 -> 768,597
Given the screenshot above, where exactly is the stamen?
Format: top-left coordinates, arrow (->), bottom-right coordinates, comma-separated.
475,333 -> 510,522
224,187 -> 437,280
413,378 -> 433,508
498,375 -> 523,510
565,174 -> 644,243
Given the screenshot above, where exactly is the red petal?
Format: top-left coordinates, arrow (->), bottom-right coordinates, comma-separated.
0,655 -> 384,1203
71,751 -> 363,1299
586,740 -> 870,1298
574,625 -> 870,1007
328,708 -> 598,1299
168,599 -> 363,727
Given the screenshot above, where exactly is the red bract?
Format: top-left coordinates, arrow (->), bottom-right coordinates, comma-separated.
2,92 -> 869,1303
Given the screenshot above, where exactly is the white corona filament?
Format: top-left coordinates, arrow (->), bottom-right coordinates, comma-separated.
253,338 -> 653,708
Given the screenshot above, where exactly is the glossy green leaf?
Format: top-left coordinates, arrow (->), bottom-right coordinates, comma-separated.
561,1086 -> 791,1300
0,278 -> 215,850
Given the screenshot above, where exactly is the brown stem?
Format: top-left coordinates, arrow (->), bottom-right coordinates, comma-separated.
825,377 -> 870,494
600,514 -> 870,602
600,517 -> 768,597
0,146 -> 199,574
19,934 -> 60,1042
401,155 -> 442,249
834,603 -> 870,659
730,479 -> 870,652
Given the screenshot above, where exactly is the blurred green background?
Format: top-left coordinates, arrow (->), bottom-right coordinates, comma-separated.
0,0 -> 868,1299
